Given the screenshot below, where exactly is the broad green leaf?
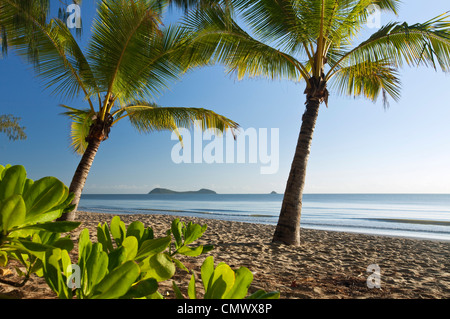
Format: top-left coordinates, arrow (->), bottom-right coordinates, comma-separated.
184,223 -> 207,245
43,248 -> 71,299
17,239 -> 54,254
18,233 -> 69,260
107,247 -> 127,272
141,253 -> 175,282
122,236 -> 138,260
205,263 -> 235,299
22,179 -> 34,196
43,249 -> 63,295
224,267 -> 253,299
177,245 -> 204,257
78,228 -> 92,264
188,273 -> 197,299
171,218 -> 183,248
110,216 -> 126,246
122,278 -> 158,299
23,209 -> 64,225
61,249 -> 73,279
201,244 -> 214,254
91,261 -> 140,299
135,236 -> 171,261
17,221 -> 81,233
52,237 -> 75,252
0,194 -> 26,233
97,223 -> 114,253
142,227 -> 154,241
0,165 -> 26,199
171,257 -> 189,272
147,291 -> 164,299
126,221 -> 145,242
201,256 -> 215,293
85,243 -> 108,296
36,231 -> 59,245
23,177 -> 67,220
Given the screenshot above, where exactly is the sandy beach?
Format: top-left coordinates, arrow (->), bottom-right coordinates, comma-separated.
1,211 -> 449,299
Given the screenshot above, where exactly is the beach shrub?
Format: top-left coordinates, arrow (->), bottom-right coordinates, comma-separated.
43,228 -> 160,299
0,164 -> 80,286
42,216 -> 214,299
42,216 -> 277,299
172,256 -> 280,299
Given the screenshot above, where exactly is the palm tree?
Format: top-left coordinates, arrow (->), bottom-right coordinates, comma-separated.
2,0 -> 239,221
182,0 -> 450,245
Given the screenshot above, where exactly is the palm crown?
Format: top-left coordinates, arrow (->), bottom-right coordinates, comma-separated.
183,0 -> 450,105
1,0 -> 239,154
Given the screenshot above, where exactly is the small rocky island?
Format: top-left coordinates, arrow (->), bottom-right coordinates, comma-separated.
270,191 -> 278,194
148,188 -> 217,195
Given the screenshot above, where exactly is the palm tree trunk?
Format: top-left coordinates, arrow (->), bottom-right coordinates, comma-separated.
59,138 -> 102,221
272,97 -> 321,245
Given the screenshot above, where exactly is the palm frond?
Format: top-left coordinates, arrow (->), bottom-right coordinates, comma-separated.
122,25 -> 192,102
182,5 -> 307,81
60,105 -> 95,155
0,0 -> 50,60
113,101 -> 239,137
2,0 -> 97,109
87,0 -> 165,107
327,13 -> 450,79
234,0 -> 313,53
330,59 -> 401,107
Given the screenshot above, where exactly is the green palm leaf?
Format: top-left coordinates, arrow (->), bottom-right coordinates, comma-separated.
87,0 -> 164,107
331,59 -> 401,107
327,13 -> 450,81
114,102 -> 239,136
1,0 -> 97,110
60,105 -> 95,155
182,5 -> 306,81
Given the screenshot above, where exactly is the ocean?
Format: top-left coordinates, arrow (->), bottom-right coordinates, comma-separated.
78,193 -> 450,241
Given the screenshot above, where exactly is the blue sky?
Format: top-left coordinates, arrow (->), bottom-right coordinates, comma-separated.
1,0 -> 450,194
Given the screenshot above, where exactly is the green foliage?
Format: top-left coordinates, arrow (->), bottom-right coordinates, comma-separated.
0,164 -> 80,286
0,114 -> 27,141
173,256 -> 280,299
42,216 -> 278,299
42,216 -> 212,299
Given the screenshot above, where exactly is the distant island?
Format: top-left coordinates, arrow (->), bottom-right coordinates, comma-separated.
270,191 -> 278,194
148,188 -> 217,195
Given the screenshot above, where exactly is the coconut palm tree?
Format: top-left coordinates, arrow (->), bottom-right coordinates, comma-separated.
2,0 -> 239,221
182,0 -> 450,245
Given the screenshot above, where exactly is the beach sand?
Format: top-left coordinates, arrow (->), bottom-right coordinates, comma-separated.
1,211 -> 449,299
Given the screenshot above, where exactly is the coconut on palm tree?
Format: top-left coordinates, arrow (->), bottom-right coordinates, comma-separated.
1,0 -> 239,221
182,0 -> 450,245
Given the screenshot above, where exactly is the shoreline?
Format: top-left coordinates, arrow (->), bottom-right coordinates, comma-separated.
1,211 -> 449,299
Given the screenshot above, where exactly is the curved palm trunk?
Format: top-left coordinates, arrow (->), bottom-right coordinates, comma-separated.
59,137 -> 102,221
59,116 -> 112,221
272,96 -> 321,246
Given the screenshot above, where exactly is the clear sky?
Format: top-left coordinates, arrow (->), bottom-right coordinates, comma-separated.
1,0 -> 450,194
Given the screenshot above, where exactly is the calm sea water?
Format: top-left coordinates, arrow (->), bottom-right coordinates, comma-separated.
78,194 -> 450,241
